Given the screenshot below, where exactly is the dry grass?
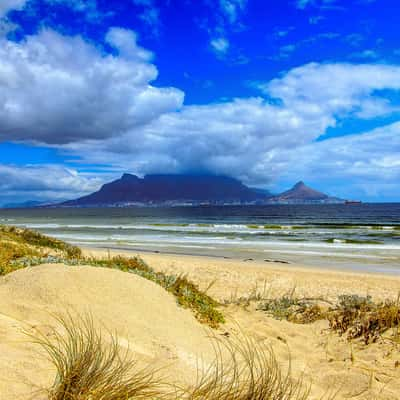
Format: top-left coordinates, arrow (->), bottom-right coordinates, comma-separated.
29,314 -> 313,400
30,314 -> 166,400
180,335 -> 310,400
327,294 -> 400,344
258,291 -> 400,345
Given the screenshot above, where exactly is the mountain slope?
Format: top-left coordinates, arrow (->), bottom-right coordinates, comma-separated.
269,181 -> 343,203
61,174 -> 264,206
278,181 -> 329,201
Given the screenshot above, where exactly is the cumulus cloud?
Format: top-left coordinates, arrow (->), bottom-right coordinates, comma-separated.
0,0 -> 26,17
1,0 -> 103,21
0,164 -> 106,204
264,63 -> 400,121
271,122 -> 400,200
0,28 -> 184,144
61,62 -> 400,182
1,17 -> 400,201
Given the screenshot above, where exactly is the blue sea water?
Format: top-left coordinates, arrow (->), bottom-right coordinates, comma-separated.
0,204 -> 399,274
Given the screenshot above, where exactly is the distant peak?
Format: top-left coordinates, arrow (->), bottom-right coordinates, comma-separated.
121,173 -> 139,181
293,181 -> 306,188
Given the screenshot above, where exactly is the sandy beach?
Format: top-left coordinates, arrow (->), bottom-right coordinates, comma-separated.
86,248 -> 400,302
1,245 -> 400,399
87,248 -> 400,399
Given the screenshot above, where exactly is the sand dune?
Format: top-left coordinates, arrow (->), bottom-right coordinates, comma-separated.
0,264 -> 215,399
1,254 -> 400,399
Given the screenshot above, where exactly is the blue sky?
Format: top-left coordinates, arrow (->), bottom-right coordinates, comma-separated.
0,0 -> 399,204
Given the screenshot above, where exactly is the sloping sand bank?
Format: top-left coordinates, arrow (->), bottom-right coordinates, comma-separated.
0,264 -> 214,399
1,253 -> 400,399
85,249 -> 400,399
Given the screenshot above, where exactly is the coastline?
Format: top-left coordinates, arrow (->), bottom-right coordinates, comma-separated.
1,226 -> 400,399
83,246 -> 400,302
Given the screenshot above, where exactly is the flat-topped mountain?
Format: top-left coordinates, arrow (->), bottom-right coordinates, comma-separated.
52,175 -> 346,207
61,174 -> 265,206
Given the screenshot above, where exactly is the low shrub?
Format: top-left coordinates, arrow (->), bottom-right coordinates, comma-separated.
327,295 -> 400,344
258,292 -> 400,345
257,290 -> 326,324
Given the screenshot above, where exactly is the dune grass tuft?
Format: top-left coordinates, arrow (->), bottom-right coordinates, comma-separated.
258,291 -> 400,345
30,313 -> 166,400
181,335 -> 310,400
327,294 -> 400,344
31,313 -> 312,400
0,240 -> 40,275
0,225 -> 82,260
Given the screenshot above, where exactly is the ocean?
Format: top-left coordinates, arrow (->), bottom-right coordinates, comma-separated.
1,204 -> 399,274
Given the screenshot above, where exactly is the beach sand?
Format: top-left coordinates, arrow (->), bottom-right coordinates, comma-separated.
1,248 -> 400,399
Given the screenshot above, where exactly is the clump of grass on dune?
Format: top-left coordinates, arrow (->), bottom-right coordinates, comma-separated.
0,240 -> 40,275
0,225 -> 82,260
258,291 -> 400,345
257,288 -> 327,324
327,294 -> 400,344
30,313 -> 166,400
181,335 -> 310,400
32,313 -> 312,400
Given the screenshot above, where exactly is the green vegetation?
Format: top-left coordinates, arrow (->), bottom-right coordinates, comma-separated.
87,255 -> 224,328
0,225 -> 82,259
327,294 -> 400,344
33,313 -> 311,400
263,224 -> 283,229
257,289 -> 326,324
258,291 -> 400,345
0,225 -> 224,328
246,224 -> 259,229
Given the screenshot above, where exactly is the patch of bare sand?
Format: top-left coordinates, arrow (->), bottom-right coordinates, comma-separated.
84,249 -> 400,399
0,264 -> 215,399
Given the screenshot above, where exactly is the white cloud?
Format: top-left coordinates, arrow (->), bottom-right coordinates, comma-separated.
58,62 -> 400,200
210,37 -> 230,55
1,16 -> 400,201
0,0 -> 103,20
350,49 -> 379,59
296,0 -> 313,9
220,0 -> 247,24
296,0 -> 344,10
264,63 -> 400,121
133,0 -> 161,36
203,0 -> 248,60
0,164 -> 106,204
0,0 -> 25,17
272,122 -> 400,200
0,28 -> 184,144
